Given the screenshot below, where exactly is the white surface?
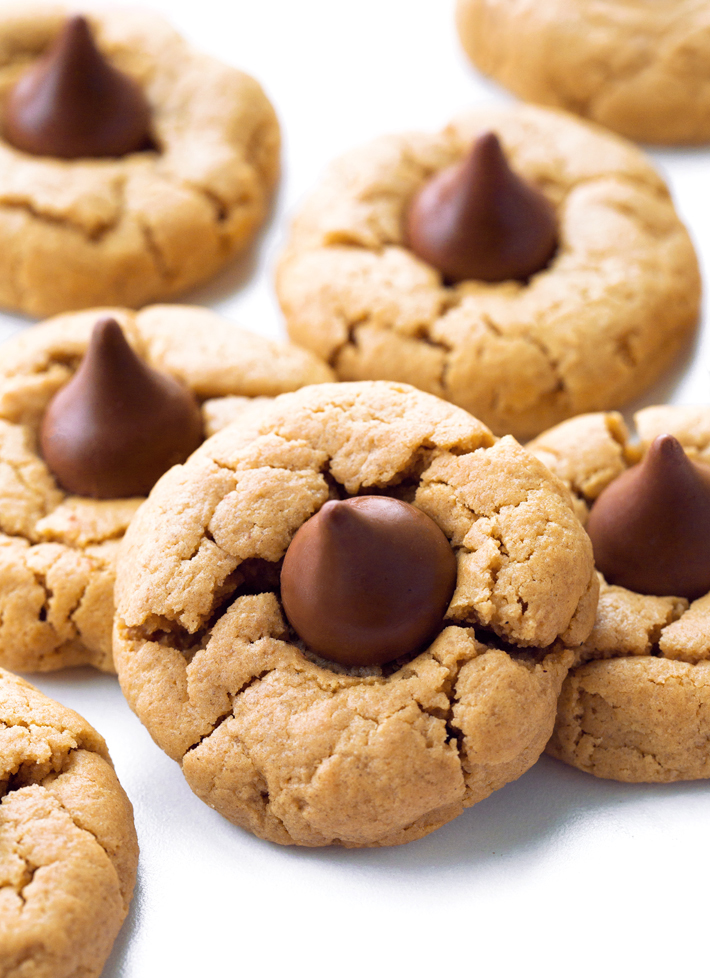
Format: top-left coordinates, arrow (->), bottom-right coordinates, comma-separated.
8,1 -> 710,976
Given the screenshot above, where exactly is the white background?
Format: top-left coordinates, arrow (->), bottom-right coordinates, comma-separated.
6,2 -> 710,976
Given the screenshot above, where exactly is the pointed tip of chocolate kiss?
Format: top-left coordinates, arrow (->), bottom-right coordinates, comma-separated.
280,495 -> 457,668
468,130 -> 506,172
406,130 -> 558,284
4,14 -> 152,159
88,315 -> 139,367
91,313 -> 127,348
649,431 -> 686,466
63,13 -> 93,48
40,317 -> 203,499
586,434 -> 710,600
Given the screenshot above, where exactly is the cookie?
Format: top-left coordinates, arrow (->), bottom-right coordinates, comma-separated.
0,667 -> 138,978
0,5 -> 279,316
113,381 -> 598,847
276,104 -> 699,441
528,406 -> 710,781
456,0 -> 710,145
0,304 -> 332,673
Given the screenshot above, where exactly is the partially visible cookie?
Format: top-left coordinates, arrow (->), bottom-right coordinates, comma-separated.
456,0 -> 710,145
276,104 -> 699,440
0,4 -> 279,315
0,667 -> 138,978
528,406 -> 710,781
114,381 -> 598,847
0,304 -> 332,673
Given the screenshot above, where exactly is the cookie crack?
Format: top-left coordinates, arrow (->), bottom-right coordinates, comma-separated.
509,324 -> 569,418
0,173 -> 128,243
191,184 -> 230,224
184,669 -> 272,754
205,410 -> 449,495
4,768 -> 126,913
0,728 -> 96,797
325,315 -> 370,369
0,198 -> 119,243
136,216 -> 172,281
650,600 -> 687,647
1,831 -> 40,907
0,462 -> 59,539
66,578 -> 93,632
182,695 -> 293,839
17,862 -> 38,908
49,785 -> 127,907
23,546 -> 94,647
26,563 -> 53,628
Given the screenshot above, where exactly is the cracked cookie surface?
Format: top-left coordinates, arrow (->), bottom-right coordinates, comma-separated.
0,4 -> 279,316
0,667 -> 138,978
0,304 -> 332,674
456,0 -> 710,145
114,381 -> 598,847
528,405 -> 710,781
276,104 -> 699,440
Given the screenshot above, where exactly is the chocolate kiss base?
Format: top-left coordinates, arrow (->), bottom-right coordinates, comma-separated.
406,131 -> 558,284
40,317 -> 203,499
4,15 -> 152,159
280,496 -> 457,667
586,433 -> 710,600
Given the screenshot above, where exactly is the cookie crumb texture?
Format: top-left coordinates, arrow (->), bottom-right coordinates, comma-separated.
456,0 -> 710,145
0,305 -> 332,673
0,4 -> 279,315
276,105 -> 699,440
114,382 -> 597,846
529,406 -> 710,781
0,668 -> 138,978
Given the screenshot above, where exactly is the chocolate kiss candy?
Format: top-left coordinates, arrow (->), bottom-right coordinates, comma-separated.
406,131 -> 558,284
40,318 -> 203,498
280,496 -> 457,667
4,15 -> 151,158
586,434 -> 710,600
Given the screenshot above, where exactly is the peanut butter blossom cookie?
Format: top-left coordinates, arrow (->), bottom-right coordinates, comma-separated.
0,304 -> 332,673
276,105 -> 699,441
528,406 -> 710,782
0,5 -> 279,315
0,668 -> 138,978
113,381 -> 599,847
456,0 -> 710,145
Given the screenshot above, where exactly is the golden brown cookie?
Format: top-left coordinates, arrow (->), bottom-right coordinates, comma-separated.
0,667 -> 138,978
113,381 -> 598,847
0,304 -> 332,674
456,0 -> 710,145
276,104 -> 699,441
0,4 -> 279,315
528,406 -> 710,781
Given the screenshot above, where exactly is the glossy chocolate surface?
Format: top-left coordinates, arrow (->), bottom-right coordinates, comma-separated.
586,434 -> 710,600
4,15 -> 151,159
280,495 -> 457,667
40,317 -> 203,498
406,131 -> 558,284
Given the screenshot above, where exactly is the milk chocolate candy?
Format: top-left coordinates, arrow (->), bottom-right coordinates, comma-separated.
40,317 -> 203,498
4,15 -> 151,159
280,495 -> 457,667
406,131 -> 558,283
586,434 -> 710,600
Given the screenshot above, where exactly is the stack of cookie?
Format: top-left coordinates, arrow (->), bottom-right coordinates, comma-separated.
0,2 -> 708,974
